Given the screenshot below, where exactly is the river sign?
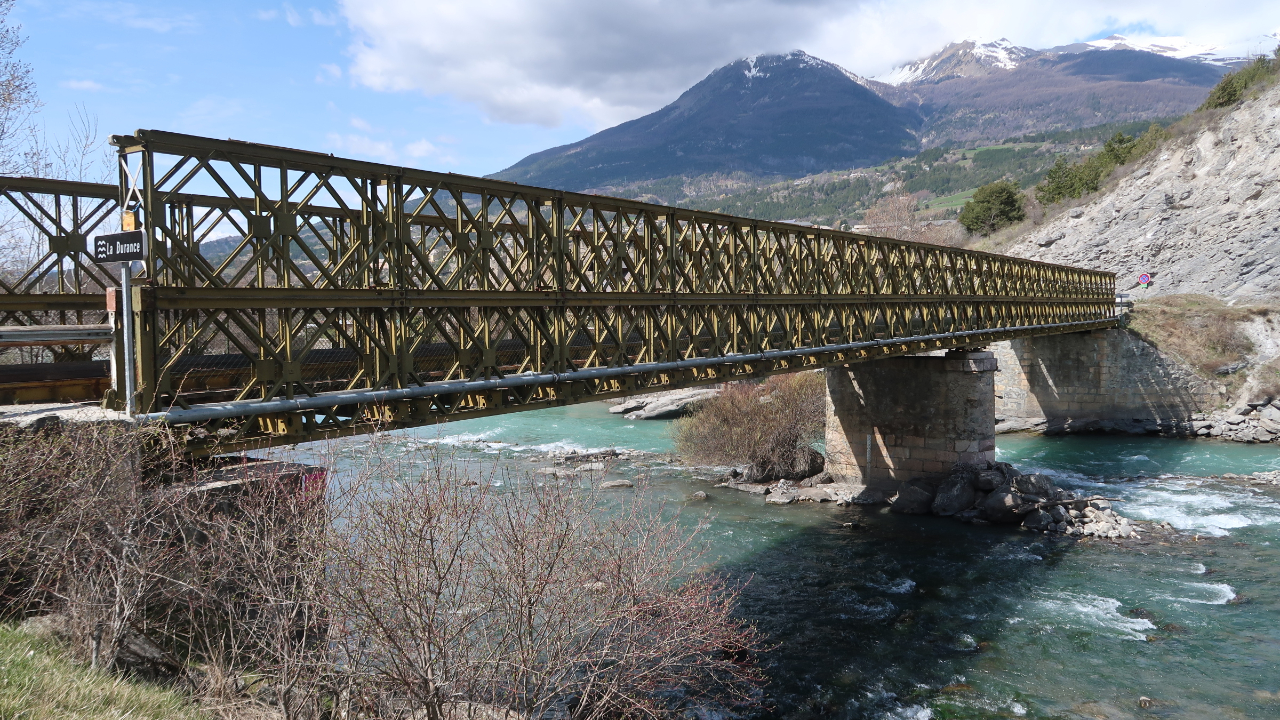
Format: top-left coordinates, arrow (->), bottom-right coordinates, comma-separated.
93,230 -> 146,263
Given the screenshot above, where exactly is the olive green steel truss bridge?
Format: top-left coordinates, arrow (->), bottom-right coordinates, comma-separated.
0,130 -> 1117,453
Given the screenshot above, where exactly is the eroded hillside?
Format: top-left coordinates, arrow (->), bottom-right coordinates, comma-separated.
1007,81 -> 1280,300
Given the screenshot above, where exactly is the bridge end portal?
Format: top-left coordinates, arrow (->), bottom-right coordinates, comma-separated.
825,351 -> 997,503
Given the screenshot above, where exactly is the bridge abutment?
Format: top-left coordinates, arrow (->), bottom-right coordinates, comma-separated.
824,351 -> 996,502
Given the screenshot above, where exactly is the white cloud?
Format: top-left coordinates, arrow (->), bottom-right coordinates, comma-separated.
322,133 -> 458,167
316,63 -> 342,83
67,2 -> 197,32
326,133 -> 397,162
283,2 -> 303,26
310,8 -> 338,25
255,8 -> 279,20
340,0 -> 1280,129
60,79 -> 105,91
405,139 -> 436,158
349,116 -> 373,131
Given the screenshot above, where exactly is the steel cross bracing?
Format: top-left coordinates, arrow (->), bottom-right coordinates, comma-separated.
0,177 -> 121,328
9,129 -> 1116,453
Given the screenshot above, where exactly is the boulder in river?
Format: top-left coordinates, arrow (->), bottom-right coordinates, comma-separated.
1013,473 -> 1054,499
973,469 -> 1003,491
1022,508 -> 1053,531
600,479 -> 634,489
765,491 -> 796,505
890,481 -> 936,514
613,388 -> 721,420
798,471 -> 834,487
931,465 -> 978,516
982,491 -> 1023,524
795,487 -> 832,502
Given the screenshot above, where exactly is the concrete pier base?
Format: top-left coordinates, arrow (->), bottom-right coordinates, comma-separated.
825,350 -> 997,502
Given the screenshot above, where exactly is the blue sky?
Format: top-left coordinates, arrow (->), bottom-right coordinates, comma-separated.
12,0 -> 1280,180
14,0 -> 592,177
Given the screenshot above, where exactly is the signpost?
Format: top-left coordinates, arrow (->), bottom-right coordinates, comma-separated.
94,230 -> 146,416
1138,272 -> 1151,288
93,230 -> 146,263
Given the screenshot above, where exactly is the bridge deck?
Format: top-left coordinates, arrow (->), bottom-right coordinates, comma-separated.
0,130 -> 1115,453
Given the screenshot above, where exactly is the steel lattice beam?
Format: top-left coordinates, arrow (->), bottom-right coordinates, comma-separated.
4,129 -> 1119,454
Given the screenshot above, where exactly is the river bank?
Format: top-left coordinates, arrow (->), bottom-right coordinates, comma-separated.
290,402 -> 1280,720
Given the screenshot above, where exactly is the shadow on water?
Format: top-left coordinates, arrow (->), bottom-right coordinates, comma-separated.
716,505 -> 1072,720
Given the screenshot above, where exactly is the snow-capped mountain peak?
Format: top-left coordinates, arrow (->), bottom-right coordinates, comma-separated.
1047,34 -> 1274,67
970,38 -> 1029,70
873,39 -> 1036,85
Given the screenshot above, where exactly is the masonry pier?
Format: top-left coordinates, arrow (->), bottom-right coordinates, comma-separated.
824,350 -> 998,502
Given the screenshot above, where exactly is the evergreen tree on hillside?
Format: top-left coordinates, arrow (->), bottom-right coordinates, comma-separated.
958,181 -> 1025,236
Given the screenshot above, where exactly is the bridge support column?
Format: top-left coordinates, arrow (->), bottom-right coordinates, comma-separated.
824,350 -> 997,502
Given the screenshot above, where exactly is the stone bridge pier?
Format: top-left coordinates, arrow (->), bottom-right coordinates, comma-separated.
824,350 -> 997,502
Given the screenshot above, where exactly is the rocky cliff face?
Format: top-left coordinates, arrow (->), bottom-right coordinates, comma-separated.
1006,81 -> 1280,300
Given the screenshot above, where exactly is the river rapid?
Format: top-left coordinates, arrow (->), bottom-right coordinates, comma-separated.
303,403 -> 1280,720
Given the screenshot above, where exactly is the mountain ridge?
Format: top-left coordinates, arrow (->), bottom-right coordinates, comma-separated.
493,38 -> 1235,190
492,51 -> 920,190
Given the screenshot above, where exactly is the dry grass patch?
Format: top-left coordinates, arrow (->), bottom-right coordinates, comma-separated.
0,621 -> 207,720
1125,294 -> 1270,388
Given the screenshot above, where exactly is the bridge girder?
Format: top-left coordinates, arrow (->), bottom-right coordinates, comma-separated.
0,130 -> 1116,453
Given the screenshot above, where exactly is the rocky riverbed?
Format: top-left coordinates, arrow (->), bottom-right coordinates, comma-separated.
715,460 -> 1156,539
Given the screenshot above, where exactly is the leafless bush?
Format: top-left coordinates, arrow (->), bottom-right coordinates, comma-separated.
861,195 -> 966,247
330,445 -> 763,720
0,423 -> 336,719
672,372 -> 826,475
2,425 -> 763,719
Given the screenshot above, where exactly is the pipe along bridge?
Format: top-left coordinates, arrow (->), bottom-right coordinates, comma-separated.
0,130 -> 1117,454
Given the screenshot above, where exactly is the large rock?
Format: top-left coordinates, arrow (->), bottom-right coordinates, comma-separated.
765,491 -> 796,505
982,491 -> 1023,524
798,471 -> 834,487
973,470 -> 1003,491
715,481 -> 768,495
890,482 -> 936,515
620,388 -> 721,420
795,487 -> 832,502
1022,508 -> 1053,531
931,472 -> 977,517
1013,473 -> 1054,499
825,483 -> 887,505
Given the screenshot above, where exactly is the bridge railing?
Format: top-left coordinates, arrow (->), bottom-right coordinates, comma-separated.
0,129 -> 1116,451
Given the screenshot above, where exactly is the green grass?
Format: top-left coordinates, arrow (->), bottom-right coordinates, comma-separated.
0,622 -> 207,720
924,188 -> 976,210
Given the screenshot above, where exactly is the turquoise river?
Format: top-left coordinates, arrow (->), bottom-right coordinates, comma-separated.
296,402 -> 1280,720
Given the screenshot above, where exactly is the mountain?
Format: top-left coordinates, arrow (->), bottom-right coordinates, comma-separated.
1006,80 -> 1280,300
494,39 -> 1232,191
490,52 -> 922,191
1046,34 -> 1259,68
869,39 -> 1225,147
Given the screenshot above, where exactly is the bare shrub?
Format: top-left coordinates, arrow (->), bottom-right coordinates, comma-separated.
0,424 -> 336,719
672,372 -> 826,476
860,195 -> 967,247
2,425 -> 762,719
330,446 -> 763,720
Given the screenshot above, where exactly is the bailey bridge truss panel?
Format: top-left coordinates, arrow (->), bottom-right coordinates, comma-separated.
6,129 -> 1116,453
0,177 -> 121,327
